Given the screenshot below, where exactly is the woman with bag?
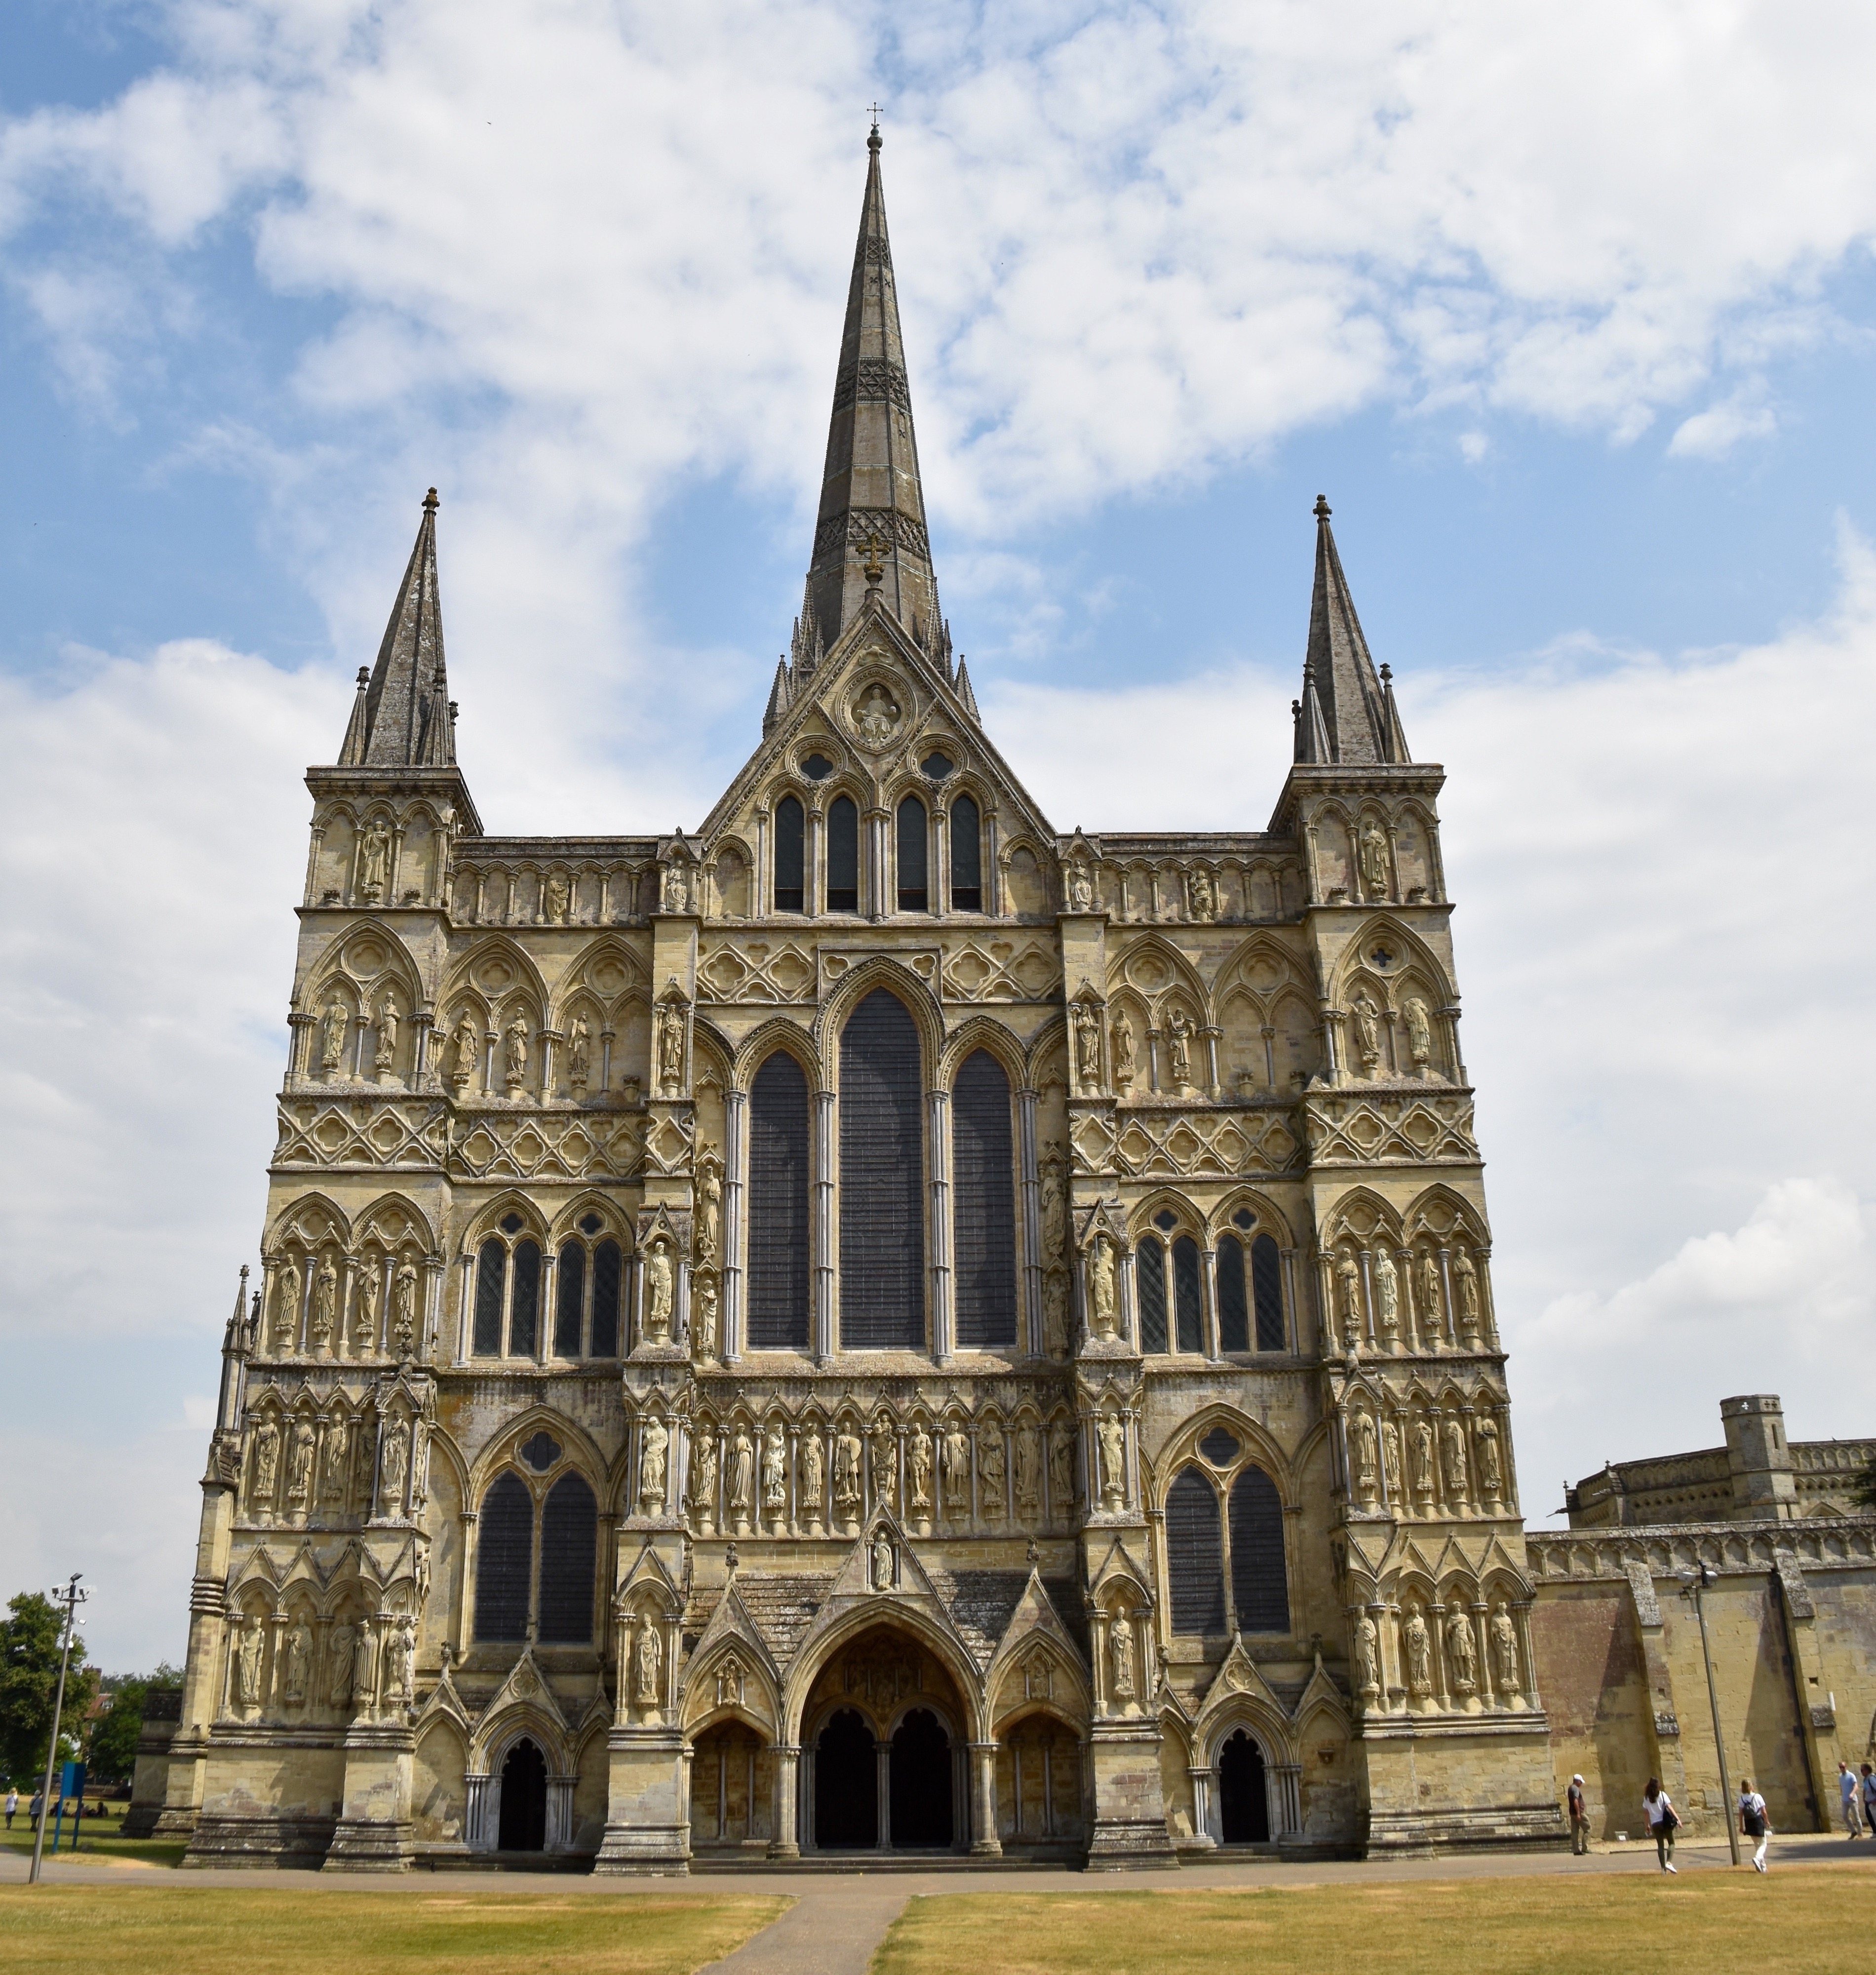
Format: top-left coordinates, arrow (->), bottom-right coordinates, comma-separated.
1642,1777 -> 1679,1871
1738,1779 -> 1771,1872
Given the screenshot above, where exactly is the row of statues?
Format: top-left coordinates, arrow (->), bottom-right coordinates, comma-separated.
1347,989 -> 1436,1077
246,1410 -> 425,1522
268,1253 -> 421,1358
1351,1598 -> 1524,1705
1064,860 -> 1222,923
1333,1243 -> 1485,1352
1347,1406 -> 1506,1512
228,1610 -> 416,1716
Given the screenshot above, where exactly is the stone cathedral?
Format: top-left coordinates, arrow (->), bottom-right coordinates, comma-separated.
146,125 -> 1571,1871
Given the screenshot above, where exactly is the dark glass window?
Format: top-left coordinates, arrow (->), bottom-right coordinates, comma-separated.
591,1240 -> 623,1357
473,1238 -> 507,1356
538,1472 -> 597,1643
774,794 -> 805,912
921,751 -> 953,779
1229,1467 -> 1290,1633
474,1471 -> 533,1642
501,1213 -> 523,1235
839,988 -> 924,1348
827,796 -> 860,911
1166,1467 -> 1226,1633
509,1239 -> 542,1357
1172,1235 -> 1204,1353
1136,1237 -> 1168,1353
1216,1234 -> 1250,1353
949,794 -> 981,910
555,1241 -> 586,1357
1232,1207 -> 1254,1230
801,752 -> 834,781
897,794 -> 928,911
579,1212 -> 602,1236
748,1052 -> 811,1348
953,1050 -> 1016,1348
519,1432 -> 561,1473
1198,1426 -> 1241,1466
1251,1234 -> 1286,1351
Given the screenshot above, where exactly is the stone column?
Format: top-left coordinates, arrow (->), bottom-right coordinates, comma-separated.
813,1091 -> 835,1362
464,1772 -> 494,1851
1189,1765 -> 1216,1846
769,1744 -> 800,1860
1017,1087 -> 1044,1358
970,1743 -> 1003,1856
874,1742 -> 893,1850
722,1086 -> 747,1362
302,823 -> 326,907
928,1088 -> 953,1363
1199,1245 -> 1221,1361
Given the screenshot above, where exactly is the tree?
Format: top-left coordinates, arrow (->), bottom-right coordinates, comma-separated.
85,1662 -> 184,1785
1854,1456 -> 1876,1512
0,1591 -> 98,1788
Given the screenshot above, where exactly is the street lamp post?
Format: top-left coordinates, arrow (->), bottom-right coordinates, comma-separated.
28,1574 -> 88,1886
1681,1563 -> 1741,1867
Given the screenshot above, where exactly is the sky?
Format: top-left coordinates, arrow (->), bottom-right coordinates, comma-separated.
3,0 -> 1876,1671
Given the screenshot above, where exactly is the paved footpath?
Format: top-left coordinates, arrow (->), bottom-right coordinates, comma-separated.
4,1835 -> 1870,1975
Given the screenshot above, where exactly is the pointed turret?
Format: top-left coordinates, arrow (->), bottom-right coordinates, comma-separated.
339,488 -> 455,768
804,119 -> 938,649
954,656 -> 980,722
762,657 -> 792,735
1296,496 -> 1408,765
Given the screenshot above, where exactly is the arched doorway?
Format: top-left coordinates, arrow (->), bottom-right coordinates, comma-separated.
498,1737 -> 548,1852
889,1708 -> 952,1848
1217,1729 -> 1269,1843
814,1707 -> 877,1849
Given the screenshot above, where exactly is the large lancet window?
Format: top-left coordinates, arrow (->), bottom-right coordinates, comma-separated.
1172,1235 -> 1204,1354
1229,1467 -> 1290,1633
1166,1467 -> 1227,1633
474,1471 -> 533,1641
1136,1238 -> 1168,1353
897,795 -> 928,911
952,1048 -> 1016,1348
748,1050 -> 811,1349
472,1237 -> 506,1356
1216,1236 -> 1250,1354
774,795 -> 805,912
949,795 -> 982,911
471,1221 -> 543,1358
1251,1234 -> 1285,1351
827,796 -> 860,912
839,988 -> 924,1348
537,1472 -> 597,1643
553,1224 -> 624,1359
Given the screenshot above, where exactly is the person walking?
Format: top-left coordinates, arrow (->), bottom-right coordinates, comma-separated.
1738,1778 -> 1771,1872
29,1788 -> 43,1830
1642,1777 -> 1679,1871
1840,1760 -> 1863,1838
1567,1774 -> 1591,1854
1862,1763 -> 1876,1836
4,1786 -> 16,1829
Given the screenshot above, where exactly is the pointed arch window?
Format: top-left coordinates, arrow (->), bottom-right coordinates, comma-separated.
472,1225 -> 546,1358
509,1240 -> 542,1357
953,1049 -> 1016,1348
1172,1235 -> 1204,1353
1136,1237 -> 1168,1353
748,1050 -> 811,1349
474,1471 -> 533,1642
592,1239 -> 624,1357
552,1226 -> 625,1359
1251,1234 -> 1286,1351
1216,1236 -> 1250,1354
538,1472 -> 597,1643
1166,1467 -> 1227,1634
949,795 -> 981,911
1229,1467 -> 1290,1633
897,794 -> 929,911
839,988 -> 924,1348
827,796 -> 860,912
472,1238 -> 507,1356
774,794 -> 805,912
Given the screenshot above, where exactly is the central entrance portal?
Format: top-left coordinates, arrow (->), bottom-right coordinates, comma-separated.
498,1737 -> 548,1852
815,1708 -> 878,1849
1217,1729 -> 1269,1843
889,1707 -> 953,1848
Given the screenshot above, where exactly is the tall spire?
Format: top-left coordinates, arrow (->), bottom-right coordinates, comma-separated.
804,117 -> 938,650
1295,495 -> 1408,766
339,488 -> 455,768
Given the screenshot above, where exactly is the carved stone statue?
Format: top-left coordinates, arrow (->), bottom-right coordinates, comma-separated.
450,1013 -> 479,1088
391,1620 -> 416,1704
1373,1248 -> 1401,1341
907,1427 -> 933,1513
835,1431 -> 863,1516
503,1014 -> 530,1087
979,1430 -> 1007,1514
1335,1252 -> 1362,1352
692,1271 -> 719,1360
352,1621 -> 377,1711
1166,1007 -> 1194,1088
1072,1000 -> 1102,1087
729,1427 -> 754,1523
1351,990 -> 1382,1073
1403,1606 -> 1433,1695
1187,866 -> 1216,922
1049,1428 -> 1075,1515
1383,1419 -> 1403,1501
410,1425 -> 429,1510
283,1623 -> 310,1703
1066,859 -> 1094,911
660,858 -> 691,914
1446,1609 -> 1477,1695
869,1423 -> 896,1512
1110,1011 -> 1137,1090
372,996 -> 399,1076
639,1417 -> 669,1513
1015,1428 -> 1040,1517
271,1261 -> 301,1351
358,819 -> 391,901
643,1238 -> 675,1344
1109,1610 -> 1137,1701
1452,1248 -> 1483,1336
939,1426 -> 970,1517
689,1428 -> 718,1525
1097,1412 -> 1126,1508
801,1429 -> 825,1517
855,684 -> 899,746
1417,1249 -> 1443,1339
1403,996 -> 1432,1073
1359,816 -> 1390,900
309,1260 -> 338,1353
286,1419 -> 315,1506
250,1419 -> 280,1505
1354,1610 -> 1380,1695
320,1000 -> 349,1075
696,1154 -> 722,1264
1039,1151 -> 1066,1264
567,1014 -> 591,1088
1352,1411 -> 1379,1499
234,1620 -> 261,1707
634,1620 -> 664,1705
321,1623 -> 351,1707
317,1419 -> 349,1505
1474,1417 -> 1503,1501
1411,1417 -> 1436,1501
761,1426 -> 787,1516
1043,1269 -> 1070,1357
1490,1604 -> 1520,1692
1442,1416 -> 1469,1504
379,1418 -> 410,1514
1087,1234 -> 1118,1341
545,872 -> 571,923
392,1258 -> 419,1357
871,1528 -> 895,1592
352,1268 -> 379,1354
658,1002 -> 685,1087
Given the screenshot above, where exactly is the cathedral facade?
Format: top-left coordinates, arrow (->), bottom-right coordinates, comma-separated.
143,126 -> 1565,1870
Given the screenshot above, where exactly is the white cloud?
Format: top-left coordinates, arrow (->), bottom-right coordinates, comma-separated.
1668,390 -> 1778,459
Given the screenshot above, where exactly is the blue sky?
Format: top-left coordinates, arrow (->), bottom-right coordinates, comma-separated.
5,0 -> 1876,1667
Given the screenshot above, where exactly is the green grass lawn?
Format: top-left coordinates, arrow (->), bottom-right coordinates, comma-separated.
875,1867 -> 1876,1975
1,1801 -> 189,1868
0,1886 -> 790,1973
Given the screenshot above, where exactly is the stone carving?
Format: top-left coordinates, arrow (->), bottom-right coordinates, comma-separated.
1416,1250 -> 1444,1340
250,1419 -> 280,1505
1087,1234 -> 1118,1342
1475,1416 -> 1503,1501
896,1425 -> 925,1516
1354,1610 -> 1380,1695
869,1422 -> 896,1512
716,1652 -> 745,1709
1352,1411 -> 1379,1500
352,1268 -> 379,1354
1442,1416 -> 1469,1505
1186,867 -> 1217,922
690,1426 -> 718,1526
640,1417 -> 670,1513
392,1258 -> 419,1357
1452,1248 -> 1483,1338
761,1426 -> 787,1517
389,1619 -> 416,1704
379,1418 -> 410,1514
1109,1610 -> 1137,1701
854,684 -> 900,746
871,1527 -> 895,1591
567,1015 -> 591,1090
692,1272 -> 719,1360
696,1152 -> 722,1264
1039,1150 -> 1067,1264
1166,1007 -> 1194,1089
657,1001 -> 686,1088
1383,1418 -> 1403,1501
1015,1428 -> 1041,1518
643,1238 -> 674,1344
1110,1011 -> 1137,1090
660,859 -> 691,915
372,996 -> 399,1078
320,1001 -> 350,1075
234,1620 -> 261,1707
359,819 -> 391,902
310,1260 -> 338,1352
283,1623 -> 310,1704
545,872 -> 572,923
328,1623 -> 356,1707
411,1425 -> 429,1510
1446,1609 -> 1477,1695
1066,859 -> 1095,911
634,1619 -> 664,1705
939,1425 -> 970,1518
450,1012 -> 480,1089
1490,1603 -> 1520,1692
729,1427 -> 754,1525
1072,1000 -> 1103,1088
801,1429 -> 825,1520
317,1419 -> 349,1505
1334,1253 -> 1362,1353
833,1430 -> 864,1519
1351,990 -> 1382,1074
1049,1427 -> 1074,1514
286,1419 -> 315,1506
1403,996 -> 1432,1074
271,1262 -> 301,1352
1411,1417 -> 1436,1503
352,1623 -> 376,1711
503,1014 -> 530,1090
1403,1606 -> 1433,1696
1373,1249 -> 1400,1342
1097,1412 -> 1126,1509
1358,817 -> 1390,901
1043,1269 -> 1070,1358
979,1430 -> 1007,1515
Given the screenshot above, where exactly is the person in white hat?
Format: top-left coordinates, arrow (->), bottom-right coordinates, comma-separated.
1566,1774 -> 1590,1854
